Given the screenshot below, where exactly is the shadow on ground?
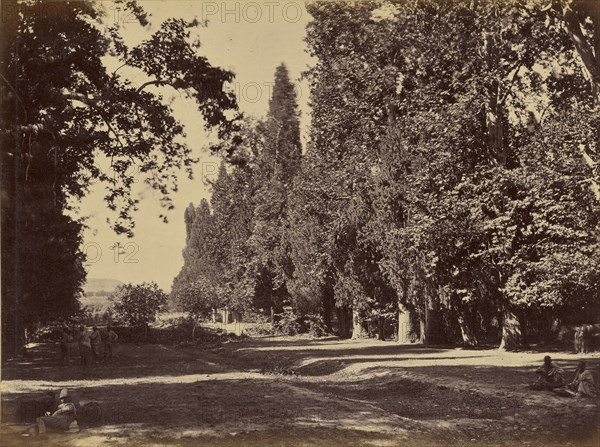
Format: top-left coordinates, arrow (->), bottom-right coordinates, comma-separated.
2,339 -> 599,447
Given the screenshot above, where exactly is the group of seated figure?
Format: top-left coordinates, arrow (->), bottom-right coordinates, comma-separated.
531,356 -> 598,398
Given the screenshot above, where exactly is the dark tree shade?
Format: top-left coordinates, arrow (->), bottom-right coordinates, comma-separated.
1,0 -> 239,357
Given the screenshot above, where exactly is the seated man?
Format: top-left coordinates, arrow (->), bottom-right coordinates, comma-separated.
31,389 -> 77,435
567,361 -> 597,398
530,355 -> 565,390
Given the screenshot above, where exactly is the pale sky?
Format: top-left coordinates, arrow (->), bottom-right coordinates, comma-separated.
76,1 -> 314,291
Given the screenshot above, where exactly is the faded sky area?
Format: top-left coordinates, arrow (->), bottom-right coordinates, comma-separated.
76,1 -> 314,291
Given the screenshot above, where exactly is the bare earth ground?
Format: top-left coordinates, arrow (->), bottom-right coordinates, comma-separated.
1,336 -> 599,447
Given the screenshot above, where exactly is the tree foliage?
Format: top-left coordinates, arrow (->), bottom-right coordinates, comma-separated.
109,282 -> 168,328
249,64 -> 302,311
173,1 -> 599,349
173,65 -> 302,321
298,0 -> 600,346
1,0 -> 238,356
176,278 -> 220,320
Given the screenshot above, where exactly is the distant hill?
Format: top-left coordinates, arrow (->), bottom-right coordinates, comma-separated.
81,278 -> 124,310
83,278 -> 124,294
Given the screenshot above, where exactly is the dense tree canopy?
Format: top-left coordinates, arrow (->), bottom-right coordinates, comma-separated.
172,65 -> 302,322
300,0 -> 600,347
1,0 -> 238,357
109,282 -> 168,328
4,0 -> 597,353
181,0 -> 599,349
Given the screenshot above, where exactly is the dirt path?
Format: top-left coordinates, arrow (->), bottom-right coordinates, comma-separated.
1,337 -> 599,446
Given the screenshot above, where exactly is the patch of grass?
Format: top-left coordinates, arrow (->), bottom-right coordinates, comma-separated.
260,363 -> 298,376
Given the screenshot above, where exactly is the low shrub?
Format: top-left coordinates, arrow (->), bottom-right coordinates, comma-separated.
245,323 -> 275,336
304,314 -> 328,338
274,310 -> 301,336
176,327 -> 248,348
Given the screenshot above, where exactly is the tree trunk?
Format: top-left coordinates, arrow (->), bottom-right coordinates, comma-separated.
378,316 -> 386,341
1,2 -> 24,362
2,310 -> 25,361
192,320 -> 198,341
322,307 -> 332,331
499,306 -> 522,351
337,306 -> 351,338
351,307 -> 367,339
322,286 -> 334,331
221,308 -> 228,325
457,312 -> 479,347
398,302 -> 412,343
561,1 -> 600,198
482,31 -> 507,166
422,305 -> 443,345
361,319 -> 369,335
562,0 -> 600,105
486,79 -> 506,165
419,317 -> 426,344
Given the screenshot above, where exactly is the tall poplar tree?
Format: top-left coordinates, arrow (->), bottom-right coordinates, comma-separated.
249,64 -> 302,314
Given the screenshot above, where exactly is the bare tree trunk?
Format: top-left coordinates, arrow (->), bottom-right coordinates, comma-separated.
337,306 -> 351,338
499,306 -> 522,351
422,305 -> 442,345
419,318 -> 426,344
397,302 -> 412,343
378,316 -> 386,341
351,307 -> 367,339
322,286 -> 334,331
192,320 -> 198,341
458,312 -> 479,347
